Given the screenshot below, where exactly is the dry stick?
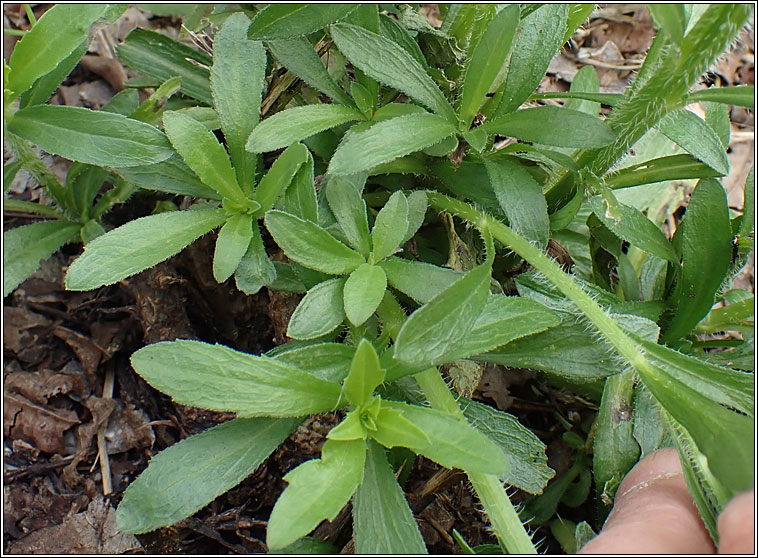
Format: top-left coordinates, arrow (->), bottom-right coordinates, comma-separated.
96,367 -> 115,495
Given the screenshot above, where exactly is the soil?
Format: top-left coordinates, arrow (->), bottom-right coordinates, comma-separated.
3,4 -> 754,555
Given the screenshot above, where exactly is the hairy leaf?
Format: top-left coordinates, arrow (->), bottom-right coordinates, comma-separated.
7,105 -> 174,168
65,209 -> 225,290
325,175 -> 371,257
117,417 -> 298,534
287,278 -> 347,340
371,191 -> 409,263
344,264 -> 387,327
131,340 -> 342,416
248,4 -> 357,39
255,143 -> 309,212
342,339 -> 385,407
657,109 -> 729,175
213,213 -> 253,283
380,257 -> 461,304
235,220 -> 276,295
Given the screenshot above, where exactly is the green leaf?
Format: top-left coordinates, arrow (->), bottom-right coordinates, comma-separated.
266,210 -> 365,274
115,154 -> 219,199
266,37 -> 356,107
6,4 -> 108,98
329,113 -> 457,176
117,28 -> 213,105
267,439 -> 366,550
593,372 -> 640,514
65,209 -> 226,290
461,399 -> 554,494
248,4 -> 358,39
287,278 -> 347,340
344,264 -> 387,326
116,417 -> 298,534
325,176 -> 372,257
255,143 -> 309,212
494,4 -> 570,116
395,263 -> 492,367
379,401 -> 509,475
588,196 -> 679,264
211,13 -> 266,194
603,154 -> 722,190
235,220 -> 276,295
663,179 -> 732,341
7,105 -> 174,168
380,257 -> 461,304
371,191 -> 409,263
563,4 -> 596,43
447,295 -> 560,361
480,321 -> 620,382
284,150 -> 319,222
130,340 -> 342,416
458,5 -> 519,127
687,85 -> 754,108
638,339 -> 753,416
485,156 -> 549,249
3,220 -> 81,296
19,40 -> 89,108
330,23 -> 457,122
213,213 -> 253,283
272,342 -> 354,383
247,105 -> 364,153
342,339 -> 385,407
353,441 -> 427,554
163,111 -> 244,203
564,65 -> 601,116
378,13 -> 427,67
705,102 -> 731,149
648,4 -> 686,44
482,106 -> 616,148
657,109 -> 729,175
402,190 -> 428,244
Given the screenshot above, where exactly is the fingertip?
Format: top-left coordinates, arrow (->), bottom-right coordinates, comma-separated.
718,489 -> 755,554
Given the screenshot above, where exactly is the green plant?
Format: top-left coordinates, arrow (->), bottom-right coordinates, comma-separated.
3,3 -> 754,554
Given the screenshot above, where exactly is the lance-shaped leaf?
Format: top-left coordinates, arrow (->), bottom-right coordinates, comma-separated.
211,13 -> 266,193
482,105 -> 616,148
213,213 -> 253,283
117,28 -> 212,105
117,417 -> 299,534
379,257 -> 461,304
255,143 -> 309,212
603,154 -> 722,190
657,109 -> 729,175
235,220 -> 277,295
65,209 -> 226,290
457,5 -> 519,127
485,155 -> 549,249
394,263 -> 492,367
342,339 -> 385,408
402,191 -> 428,244
287,278 -> 347,340
4,220 -> 81,296
687,85 -> 754,108
378,13 -> 427,66
248,4 -> 357,40
19,40 -> 89,108
353,440 -> 427,554
494,4 -> 569,116
445,295 -> 560,361
6,4 -> 107,98
247,105 -> 364,153
267,439 -> 366,550
648,4 -> 686,45
7,105 -> 174,168
330,23 -> 457,122
266,37 -> 356,107
344,264 -> 387,327
272,342 -> 354,384
163,111 -> 245,203
663,179 -> 731,341
379,401 -> 509,475
371,191 -> 409,263
284,151 -> 319,222
115,154 -> 219,199
131,340 -> 342,416
329,113 -> 457,176
266,210 -> 365,274
325,176 -> 371,257
588,196 -> 679,264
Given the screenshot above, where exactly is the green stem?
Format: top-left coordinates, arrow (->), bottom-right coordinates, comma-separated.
414,368 -> 537,554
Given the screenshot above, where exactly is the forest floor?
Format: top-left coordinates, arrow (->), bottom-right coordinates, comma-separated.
3,4 -> 754,554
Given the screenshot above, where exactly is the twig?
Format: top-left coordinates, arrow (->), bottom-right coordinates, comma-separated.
96,368 -> 115,495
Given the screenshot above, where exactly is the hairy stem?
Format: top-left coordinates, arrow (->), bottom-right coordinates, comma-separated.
414,368 -> 537,554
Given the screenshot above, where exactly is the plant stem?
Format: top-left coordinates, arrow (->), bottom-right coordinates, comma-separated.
414,368 -> 537,554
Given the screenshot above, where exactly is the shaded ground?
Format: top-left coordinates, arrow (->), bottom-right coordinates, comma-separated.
3,4 -> 754,554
